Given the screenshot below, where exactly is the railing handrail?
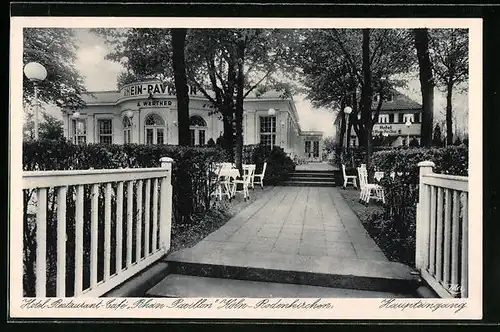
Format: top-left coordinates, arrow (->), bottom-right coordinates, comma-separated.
23,167 -> 170,189
421,173 -> 468,192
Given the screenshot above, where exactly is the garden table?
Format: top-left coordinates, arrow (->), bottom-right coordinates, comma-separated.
218,167 -> 240,199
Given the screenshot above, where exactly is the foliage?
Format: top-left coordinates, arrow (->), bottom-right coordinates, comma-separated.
23,28 -> 87,110
24,112 -> 65,141
23,140 -> 228,221
297,28 -> 414,155
432,123 -> 444,147
362,146 -> 469,266
371,146 -> 468,179
429,28 -> 469,145
93,28 -> 300,166
242,144 -> 296,184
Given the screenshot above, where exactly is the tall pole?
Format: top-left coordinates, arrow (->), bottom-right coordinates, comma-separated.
34,83 -> 39,140
345,114 -> 349,149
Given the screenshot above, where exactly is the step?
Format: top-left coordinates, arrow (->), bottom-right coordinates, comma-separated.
288,176 -> 336,182
290,174 -> 336,180
164,249 -> 420,294
292,172 -> 337,177
281,181 -> 337,187
147,274 -> 411,298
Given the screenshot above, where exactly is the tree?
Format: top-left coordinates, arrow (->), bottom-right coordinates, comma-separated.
24,112 -> 65,141
429,29 -> 469,146
23,28 -> 86,110
171,28 -> 190,146
96,28 -> 298,172
413,28 -> 435,148
297,28 -> 413,167
432,123 -> 443,147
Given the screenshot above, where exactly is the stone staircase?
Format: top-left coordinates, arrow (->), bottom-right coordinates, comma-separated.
282,169 -> 339,187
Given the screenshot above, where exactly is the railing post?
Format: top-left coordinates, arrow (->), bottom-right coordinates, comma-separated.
416,160 -> 435,270
159,157 -> 174,253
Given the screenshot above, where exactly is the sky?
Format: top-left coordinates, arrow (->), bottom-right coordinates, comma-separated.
41,28 -> 469,138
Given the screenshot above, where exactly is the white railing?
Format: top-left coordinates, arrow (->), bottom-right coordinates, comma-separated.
416,161 -> 468,298
22,157 -> 173,298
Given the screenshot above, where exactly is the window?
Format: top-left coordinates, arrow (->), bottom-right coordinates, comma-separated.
98,119 -> 113,144
72,119 -> 87,145
123,117 -> 132,144
189,115 -> 207,146
403,114 -> 415,123
414,113 -> 420,123
389,114 -> 394,123
305,140 -> 311,154
144,113 -> 165,145
398,113 -> 404,123
378,114 -> 389,123
260,116 -> 276,151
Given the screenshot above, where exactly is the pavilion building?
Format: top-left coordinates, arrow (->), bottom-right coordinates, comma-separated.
62,79 -> 324,161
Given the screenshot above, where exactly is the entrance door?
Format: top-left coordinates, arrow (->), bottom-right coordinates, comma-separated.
313,141 -> 320,159
305,141 -> 311,159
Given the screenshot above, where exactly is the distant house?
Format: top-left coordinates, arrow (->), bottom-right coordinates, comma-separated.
334,90 -> 423,147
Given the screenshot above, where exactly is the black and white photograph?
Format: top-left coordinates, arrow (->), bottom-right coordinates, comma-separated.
9,15 -> 482,319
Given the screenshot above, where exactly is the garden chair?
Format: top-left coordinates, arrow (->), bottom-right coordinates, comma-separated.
211,163 -> 236,200
232,166 -> 255,201
243,164 -> 257,189
342,164 -> 358,189
357,167 -> 385,205
253,162 -> 268,189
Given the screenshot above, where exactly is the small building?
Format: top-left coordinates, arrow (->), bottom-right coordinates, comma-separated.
61,79 -> 323,161
335,90 -> 423,147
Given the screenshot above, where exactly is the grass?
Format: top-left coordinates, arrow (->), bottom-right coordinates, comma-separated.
338,187 -> 384,223
170,186 -> 274,252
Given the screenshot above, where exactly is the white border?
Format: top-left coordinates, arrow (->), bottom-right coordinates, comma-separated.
9,17 -> 482,320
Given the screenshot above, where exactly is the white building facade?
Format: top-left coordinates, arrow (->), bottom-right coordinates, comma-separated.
62,80 -> 324,161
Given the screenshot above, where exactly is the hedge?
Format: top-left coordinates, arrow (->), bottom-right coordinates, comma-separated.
364,146 -> 468,266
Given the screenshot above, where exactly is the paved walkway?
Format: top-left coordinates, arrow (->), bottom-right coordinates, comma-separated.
178,186 -> 386,261
295,162 -> 338,172
166,186 -> 418,295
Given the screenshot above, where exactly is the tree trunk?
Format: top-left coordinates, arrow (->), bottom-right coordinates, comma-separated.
414,28 -> 434,148
361,29 -> 373,170
446,81 -> 454,146
171,28 -> 193,222
234,40 -> 245,175
222,108 -> 235,160
171,28 -> 190,146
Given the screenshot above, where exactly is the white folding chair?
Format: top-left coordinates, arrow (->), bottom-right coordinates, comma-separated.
357,167 -> 385,205
232,166 -> 255,201
342,164 -> 358,189
253,162 -> 267,189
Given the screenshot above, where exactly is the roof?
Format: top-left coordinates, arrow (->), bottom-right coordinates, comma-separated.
374,90 -> 422,111
82,91 -> 121,104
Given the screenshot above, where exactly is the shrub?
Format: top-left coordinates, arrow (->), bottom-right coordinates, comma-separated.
365,146 -> 469,267
244,144 -> 295,185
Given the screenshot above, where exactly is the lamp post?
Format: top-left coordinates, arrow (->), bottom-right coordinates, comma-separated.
24,62 -> 47,140
343,106 -> 352,148
405,119 -> 412,147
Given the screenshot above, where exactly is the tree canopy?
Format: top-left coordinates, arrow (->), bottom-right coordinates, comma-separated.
23,28 -> 87,110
